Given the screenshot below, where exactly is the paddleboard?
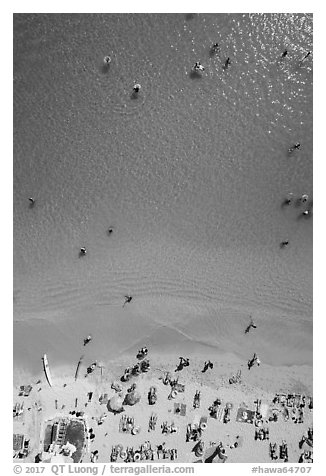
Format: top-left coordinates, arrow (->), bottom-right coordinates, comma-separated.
42,354 -> 53,387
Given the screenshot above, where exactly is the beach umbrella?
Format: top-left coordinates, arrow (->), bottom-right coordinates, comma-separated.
107,394 -> 124,413
124,390 -> 141,406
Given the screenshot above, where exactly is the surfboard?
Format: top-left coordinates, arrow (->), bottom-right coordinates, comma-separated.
75,355 -> 84,381
42,354 -> 53,387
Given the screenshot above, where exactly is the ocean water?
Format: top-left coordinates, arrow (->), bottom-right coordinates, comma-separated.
13,13 -> 313,375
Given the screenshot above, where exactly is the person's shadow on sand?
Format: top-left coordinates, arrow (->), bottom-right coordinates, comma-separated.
189,70 -> 203,80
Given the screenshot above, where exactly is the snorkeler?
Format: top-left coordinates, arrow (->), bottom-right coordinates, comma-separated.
284,192 -> 294,205
281,240 -> 289,248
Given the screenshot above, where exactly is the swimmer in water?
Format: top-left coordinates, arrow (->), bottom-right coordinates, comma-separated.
80,247 -> 87,256
288,143 -> 301,153
193,62 -> 205,73
283,193 -> 294,206
223,57 -> 231,70
133,83 -> 141,93
107,227 -> 113,236
84,335 -> 92,346
300,194 -> 309,204
103,55 -> 112,66
281,240 -> 289,248
281,50 -> 288,58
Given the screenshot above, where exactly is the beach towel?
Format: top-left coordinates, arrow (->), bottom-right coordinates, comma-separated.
19,385 -> 32,397
13,434 -> 24,452
174,403 -> 187,416
236,407 -> 255,423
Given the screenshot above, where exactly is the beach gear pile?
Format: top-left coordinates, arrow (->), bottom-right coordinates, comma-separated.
110,441 -> 177,462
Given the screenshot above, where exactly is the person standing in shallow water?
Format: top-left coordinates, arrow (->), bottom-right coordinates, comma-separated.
123,295 -> 133,307
245,317 -> 257,334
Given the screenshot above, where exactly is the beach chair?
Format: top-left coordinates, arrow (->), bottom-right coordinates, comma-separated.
148,413 -> 157,432
21,439 -> 30,457
279,441 -> 288,462
269,442 -> 278,460
194,440 -> 205,457
110,446 -> 119,462
199,416 -> 208,431
193,391 -> 201,409
223,403 -> 233,424
148,386 -> 157,405
161,372 -> 171,385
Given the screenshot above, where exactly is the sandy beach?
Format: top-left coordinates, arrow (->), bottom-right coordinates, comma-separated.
13,351 -> 313,463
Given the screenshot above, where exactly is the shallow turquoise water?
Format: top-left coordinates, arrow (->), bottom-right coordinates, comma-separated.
13,14 -> 313,374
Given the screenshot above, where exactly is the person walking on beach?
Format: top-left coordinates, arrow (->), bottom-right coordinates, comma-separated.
245,317 -> 257,334
103,55 -> 111,66
300,51 -> 311,64
248,353 -> 260,370
202,360 -> 213,373
29,197 -> 35,207
300,194 -> 309,204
